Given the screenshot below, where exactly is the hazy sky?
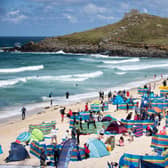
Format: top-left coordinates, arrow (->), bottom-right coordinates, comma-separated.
0,0 -> 167,36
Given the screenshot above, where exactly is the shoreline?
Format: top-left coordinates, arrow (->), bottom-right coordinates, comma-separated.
0,75 -> 163,125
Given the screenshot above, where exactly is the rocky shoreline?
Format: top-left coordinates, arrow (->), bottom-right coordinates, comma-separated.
3,41 -> 168,58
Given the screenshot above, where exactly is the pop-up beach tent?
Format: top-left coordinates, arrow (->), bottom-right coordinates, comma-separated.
5,142 -> 30,162
101,115 -> 117,122
105,121 -> 127,134
87,138 -> 109,158
31,129 -> 44,142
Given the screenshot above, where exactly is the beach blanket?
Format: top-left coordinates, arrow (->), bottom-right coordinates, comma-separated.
57,139 -> 76,168
29,121 -> 56,135
74,121 -> 110,134
121,119 -> 154,129
151,134 -> 168,149
119,153 -> 167,168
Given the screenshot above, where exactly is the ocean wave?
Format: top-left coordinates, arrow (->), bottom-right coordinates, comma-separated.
99,63 -> 168,71
115,72 -> 127,75
79,58 -> 101,63
117,63 -> 168,71
103,58 -> 140,64
0,65 -> 44,73
0,71 -> 103,88
90,54 -> 110,58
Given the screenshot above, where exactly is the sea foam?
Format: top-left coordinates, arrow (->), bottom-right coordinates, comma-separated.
0,71 -> 103,88
0,65 -> 44,73
103,58 -> 140,64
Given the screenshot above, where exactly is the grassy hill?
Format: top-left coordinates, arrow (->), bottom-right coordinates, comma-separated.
44,12 -> 168,47
21,11 -> 168,56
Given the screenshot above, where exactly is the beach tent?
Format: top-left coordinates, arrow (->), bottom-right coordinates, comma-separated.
5,142 -> 30,162
16,132 -> 31,142
106,121 -> 127,134
57,139 -> 76,168
101,115 -> 117,122
87,138 -> 109,158
151,135 -> 168,149
31,129 -> 44,142
0,145 -> 3,154
29,121 -> 56,135
70,145 -> 86,161
113,95 -> 124,105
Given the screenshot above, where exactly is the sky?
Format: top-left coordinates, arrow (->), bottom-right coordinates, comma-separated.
0,0 -> 168,36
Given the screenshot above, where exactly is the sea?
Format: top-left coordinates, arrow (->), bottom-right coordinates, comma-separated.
0,36 -> 168,119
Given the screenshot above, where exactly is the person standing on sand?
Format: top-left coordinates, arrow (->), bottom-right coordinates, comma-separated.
65,91 -> 69,99
60,107 -> 66,122
21,106 -> 26,120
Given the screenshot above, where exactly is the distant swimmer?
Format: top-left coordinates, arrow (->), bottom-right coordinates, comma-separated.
21,106 -> 26,120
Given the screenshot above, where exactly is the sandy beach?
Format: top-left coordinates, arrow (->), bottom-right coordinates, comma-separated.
0,77 -> 166,167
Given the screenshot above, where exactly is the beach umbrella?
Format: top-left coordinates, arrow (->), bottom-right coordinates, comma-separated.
16,132 -> 31,142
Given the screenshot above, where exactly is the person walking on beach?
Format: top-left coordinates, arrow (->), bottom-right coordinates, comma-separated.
51,125 -> 57,144
66,91 -> 69,99
21,106 -> 26,120
60,107 -> 66,122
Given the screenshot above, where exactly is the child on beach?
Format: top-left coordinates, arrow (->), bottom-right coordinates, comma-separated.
51,125 -> 57,144
118,136 -> 124,146
84,143 -> 90,159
